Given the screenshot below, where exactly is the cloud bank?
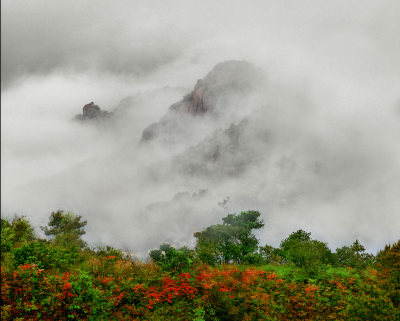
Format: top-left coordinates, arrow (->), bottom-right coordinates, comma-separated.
2,0 -> 400,256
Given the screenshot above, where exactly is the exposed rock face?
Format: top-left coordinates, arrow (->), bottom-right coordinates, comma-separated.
74,102 -> 112,121
168,79 -> 210,115
172,61 -> 265,115
141,60 -> 266,142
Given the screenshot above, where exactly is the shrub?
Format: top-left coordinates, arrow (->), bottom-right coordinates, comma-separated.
94,246 -> 124,259
1,216 -> 35,257
13,241 -> 81,270
150,244 -> 195,274
376,241 -> 400,308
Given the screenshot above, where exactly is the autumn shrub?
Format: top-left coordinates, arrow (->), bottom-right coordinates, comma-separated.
376,241 -> 400,310
344,271 -> 396,320
3,261 -> 400,320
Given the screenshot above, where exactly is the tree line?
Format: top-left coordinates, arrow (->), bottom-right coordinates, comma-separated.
2,209 -> 394,277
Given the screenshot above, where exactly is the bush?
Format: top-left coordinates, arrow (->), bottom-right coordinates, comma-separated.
13,241 -> 81,270
1,216 -> 35,256
376,241 -> 400,308
150,244 -> 195,274
94,245 -> 124,259
344,279 -> 396,320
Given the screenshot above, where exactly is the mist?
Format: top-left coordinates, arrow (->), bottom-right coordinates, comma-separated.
2,0 -> 400,257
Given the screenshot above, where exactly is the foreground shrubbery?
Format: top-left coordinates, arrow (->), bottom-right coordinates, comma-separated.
1,211 -> 399,320
2,260 -> 398,320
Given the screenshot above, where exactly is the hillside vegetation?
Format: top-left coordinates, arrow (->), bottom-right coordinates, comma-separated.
1,211 -> 399,320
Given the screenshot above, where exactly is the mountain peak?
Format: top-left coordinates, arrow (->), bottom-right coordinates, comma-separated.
141,60 -> 265,142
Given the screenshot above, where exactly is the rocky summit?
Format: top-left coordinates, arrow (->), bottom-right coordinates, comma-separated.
74,102 -> 112,121
141,60 -> 266,142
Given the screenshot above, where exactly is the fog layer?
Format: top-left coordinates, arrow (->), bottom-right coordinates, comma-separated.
2,0 -> 400,256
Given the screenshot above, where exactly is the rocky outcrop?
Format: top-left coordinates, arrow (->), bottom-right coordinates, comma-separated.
140,60 -> 266,142
74,102 -> 112,121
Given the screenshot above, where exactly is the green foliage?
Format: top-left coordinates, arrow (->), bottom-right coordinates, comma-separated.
280,230 -> 333,277
41,210 -> 87,249
345,279 -> 396,320
1,219 -> 13,255
194,224 -> 239,265
335,240 -> 374,269
376,241 -> 400,280
3,261 -> 398,321
1,216 -> 35,255
376,241 -> 400,308
149,243 -> 195,274
12,241 -> 81,270
194,210 -> 264,265
2,211 -> 400,320
72,270 -> 115,319
94,245 -> 124,259
258,244 -> 286,264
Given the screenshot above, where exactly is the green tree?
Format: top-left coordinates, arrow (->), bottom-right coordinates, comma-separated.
41,210 -> 87,248
280,230 -> 333,277
258,244 -> 282,264
194,210 -> 264,265
1,216 -> 35,259
335,240 -> 374,269
149,243 -> 195,274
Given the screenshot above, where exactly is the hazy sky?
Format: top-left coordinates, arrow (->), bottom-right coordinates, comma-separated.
2,0 -> 400,256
